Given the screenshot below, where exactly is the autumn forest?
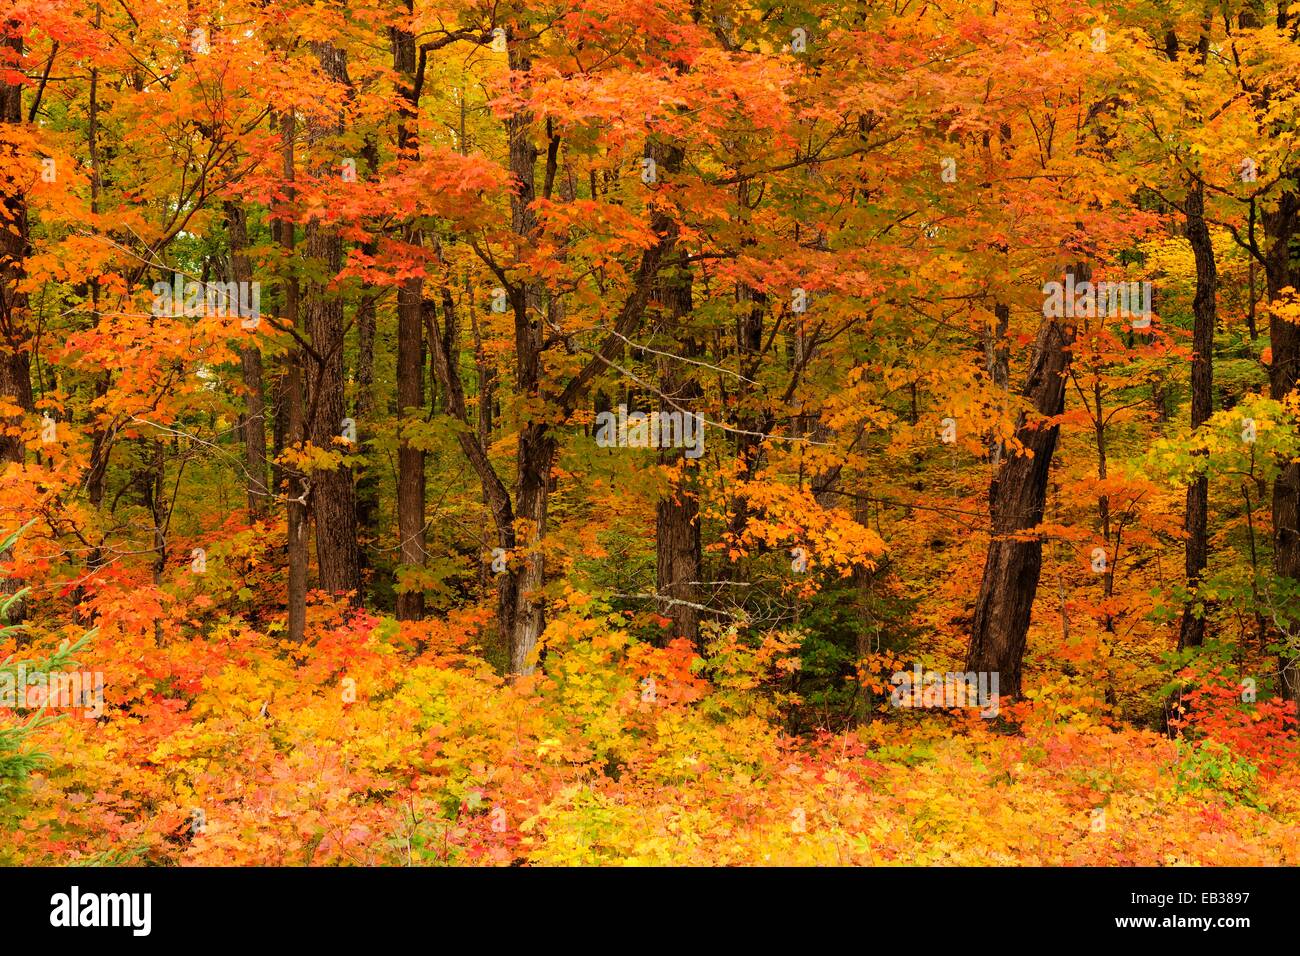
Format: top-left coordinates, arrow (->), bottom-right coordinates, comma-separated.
1,0 -> 1299,868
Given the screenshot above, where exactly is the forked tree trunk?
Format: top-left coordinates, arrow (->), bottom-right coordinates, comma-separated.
425,27 -> 680,675
966,279 -> 1078,698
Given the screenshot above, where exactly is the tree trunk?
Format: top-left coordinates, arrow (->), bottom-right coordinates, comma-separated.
391,10 -> 425,621
507,426 -> 555,674
0,24 -> 33,623
303,41 -> 360,600
351,239 -> 379,559
395,276 -> 425,620
278,111 -> 307,643
427,28 -> 681,674
966,279 -> 1078,698
0,23 -> 33,464
1178,179 -> 1216,650
1264,187 -> 1300,704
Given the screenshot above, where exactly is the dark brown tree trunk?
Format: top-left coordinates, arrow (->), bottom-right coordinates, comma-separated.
0,24 -> 33,623
500,25 -> 550,675
83,40 -> 110,511
1178,179 -> 1216,650
351,241 -> 379,557
655,455 -> 701,644
507,425 -> 555,674
395,276 -> 425,620
391,11 -> 425,621
350,132 -> 383,575
303,41 -> 360,601
966,279 -> 1078,699
0,24 -> 32,465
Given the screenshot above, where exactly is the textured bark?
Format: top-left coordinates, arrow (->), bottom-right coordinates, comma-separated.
507,425 -> 555,674
0,23 -> 33,465
966,283 -> 1078,699
351,265 -> 379,551
985,301 -> 1010,465
392,13 -> 425,621
1263,187 -> 1300,704
395,276 -> 425,620
1178,180 -> 1216,650
303,41 -> 360,600
500,26 -> 549,675
0,23 -> 33,623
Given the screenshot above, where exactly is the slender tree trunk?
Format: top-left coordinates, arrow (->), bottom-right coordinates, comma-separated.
427,288 -> 519,661
426,27 -> 680,674
966,275 -> 1078,698
1178,179 -> 1216,650
1264,188 -> 1300,704
0,24 -> 33,459
0,23 -> 33,622
84,31 -> 111,510
395,276 -> 425,620
351,239 -> 380,557
279,111 -> 307,643
350,133 -> 382,574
